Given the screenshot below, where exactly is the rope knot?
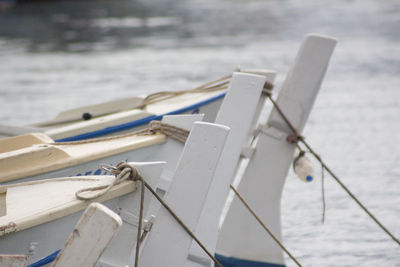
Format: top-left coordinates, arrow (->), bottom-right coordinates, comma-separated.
286,133 -> 303,144
113,162 -> 142,182
262,81 -> 274,96
75,162 -> 142,201
147,121 -> 189,143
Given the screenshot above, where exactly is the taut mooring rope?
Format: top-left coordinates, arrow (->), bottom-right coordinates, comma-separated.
139,173 -> 223,267
137,75 -> 231,109
266,94 -> 400,246
321,164 -> 326,224
92,162 -> 222,267
135,170 -> 145,267
229,185 -> 302,267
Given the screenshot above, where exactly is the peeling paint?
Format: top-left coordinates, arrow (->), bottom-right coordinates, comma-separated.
0,222 -> 17,236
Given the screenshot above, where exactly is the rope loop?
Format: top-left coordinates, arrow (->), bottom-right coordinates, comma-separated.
147,120 -> 189,143
113,162 -> 143,182
73,161 -> 223,266
75,162 -> 142,201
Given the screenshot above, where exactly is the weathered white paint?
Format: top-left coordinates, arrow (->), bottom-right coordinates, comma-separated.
0,161 -> 164,266
216,34 -> 337,265
186,72 -> 267,266
0,254 -> 28,267
52,203 -> 122,267
139,122 -> 230,267
0,187 -> 6,217
96,161 -> 165,267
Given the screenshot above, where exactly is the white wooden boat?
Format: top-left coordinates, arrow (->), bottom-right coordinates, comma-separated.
0,70 -> 268,267
0,69 -> 272,142
186,64 -> 267,266
0,161 -> 164,266
0,121 -> 230,266
0,114 -> 198,187
0,71 -> 274,188
1,34 -> 340,267
215,34 -> 337,266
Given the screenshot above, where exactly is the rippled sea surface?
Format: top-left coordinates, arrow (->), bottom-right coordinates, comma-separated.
1,0 -> 399,266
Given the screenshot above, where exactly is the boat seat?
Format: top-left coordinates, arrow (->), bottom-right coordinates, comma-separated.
0,176 -> 136,236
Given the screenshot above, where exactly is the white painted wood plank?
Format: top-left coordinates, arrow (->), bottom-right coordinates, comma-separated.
239,69 -> 277,148
186,72 -> 266,266
139,121 -> 230,267
98,161 -> 165,267
155,114 -> 204,193
52,203 -> 122,267
268,34 -> 337,133
216,34 -> 337,265
0,161 -> 165,266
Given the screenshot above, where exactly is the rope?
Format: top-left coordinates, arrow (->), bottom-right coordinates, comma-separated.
75,163 -> 141,200
229,185 -> 302,267
146,121 -> 189,143
262,80 -> 274,95
135,174 -> 145,267
138,75 -> 231,108
141,175 -> 223,267
267,95 -> 400,246
97,162 -> 222,267
38,71 -> 274,127
321,163 -> 326,224
52,121 -> 189,146
36,75 -> 231,127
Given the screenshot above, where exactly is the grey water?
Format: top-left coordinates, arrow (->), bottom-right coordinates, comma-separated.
0,0 -> 399,265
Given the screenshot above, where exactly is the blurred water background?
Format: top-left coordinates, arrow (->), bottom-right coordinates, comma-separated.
0,0 -> 399,266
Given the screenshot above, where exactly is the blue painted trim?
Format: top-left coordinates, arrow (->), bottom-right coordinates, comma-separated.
27,250 -> 60,267
215,253 -> 285,267
55,92 -> 226,142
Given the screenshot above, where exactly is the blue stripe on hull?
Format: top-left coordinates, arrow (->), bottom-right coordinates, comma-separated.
215,253 -> 285,267
56,92 -> 226,142
27,250 -> 60,267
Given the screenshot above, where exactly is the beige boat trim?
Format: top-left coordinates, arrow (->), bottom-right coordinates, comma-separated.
0,133 -> 166,183
0,133 -> 53,154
